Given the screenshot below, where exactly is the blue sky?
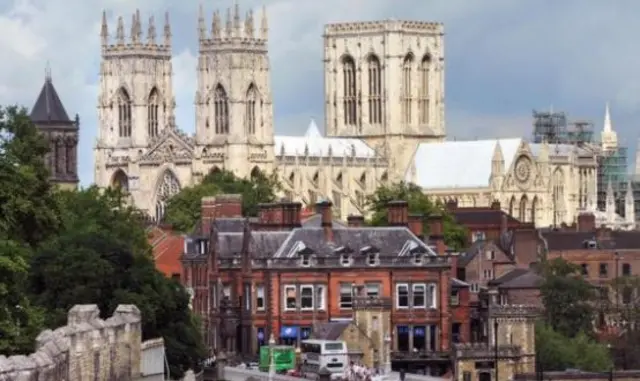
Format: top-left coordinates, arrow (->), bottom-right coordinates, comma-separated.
1,0 -> 640,186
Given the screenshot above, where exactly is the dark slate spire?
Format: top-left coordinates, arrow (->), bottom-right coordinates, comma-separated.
30,65 -> 73,126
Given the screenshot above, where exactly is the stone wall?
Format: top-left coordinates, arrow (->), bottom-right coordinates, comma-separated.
0,304 -> 145,381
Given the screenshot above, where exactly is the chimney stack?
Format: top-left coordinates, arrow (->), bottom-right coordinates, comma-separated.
577,212 -> 596,232
317,201 -> 333,242
387,200 -> 409,226
347,215 -> 365,227
408,214 -> 424,240
201,197 -> 217,233
291,202 -> 302,228
428,213 -> 446,255
258,203 -> 272,230
214,194 -> 242,218
445,200 -> 458,213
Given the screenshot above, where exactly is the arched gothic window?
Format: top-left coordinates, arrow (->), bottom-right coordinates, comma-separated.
118,88 -> 132,138
402,54 -> 413,125
155,170 -> 181,222
111,169 -> 129,191
367,54 -> 382,125
342,55 -> 358,127
246,84 -> 257,134
552,169 -> 565,225
148,87 -> 160,137
519,195 -> 528,222
418,55 -> 431,125
214,84 -> 229,134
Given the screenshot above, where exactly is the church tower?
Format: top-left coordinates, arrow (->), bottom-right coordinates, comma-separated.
94,10 -> 175,189
194,4 -> 274,178
323,20 -> 445,178
30,67 -> 79,190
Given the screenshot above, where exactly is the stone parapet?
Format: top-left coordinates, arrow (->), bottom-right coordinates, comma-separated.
0,304 -> 145,381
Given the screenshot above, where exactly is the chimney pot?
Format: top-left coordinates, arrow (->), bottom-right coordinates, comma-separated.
317,200 -> 333,241
387,200 -> 409,226
408,214 -> 424,240
427,213 -> 446,255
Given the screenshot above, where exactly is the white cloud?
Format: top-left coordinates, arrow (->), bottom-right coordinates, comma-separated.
1,0 -> 640,186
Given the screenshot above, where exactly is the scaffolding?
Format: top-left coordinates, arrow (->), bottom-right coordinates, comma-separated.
532,110 -> 594,145
596,147 -> 628,214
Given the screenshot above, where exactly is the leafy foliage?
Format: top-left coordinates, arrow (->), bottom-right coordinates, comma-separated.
164,168 -> 280,232
606,275 -> 640,369
29,187 -> 207,379
0,106 -> 55,355
366,181 -> 467,250
539,257 -> 596,338
535,321 -> 612,372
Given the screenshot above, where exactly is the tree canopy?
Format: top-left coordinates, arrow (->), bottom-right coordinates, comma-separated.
29,187 -> 207,378
164,169 -> 280,232
0,105 -> 205,379
366,181 -> 467,250
536,257 -> 612,372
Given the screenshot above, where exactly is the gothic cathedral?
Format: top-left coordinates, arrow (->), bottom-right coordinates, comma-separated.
30,68 -> 80,190
93,6 -> 446,221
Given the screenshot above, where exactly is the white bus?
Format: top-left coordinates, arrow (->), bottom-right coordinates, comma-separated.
300,339 -> 348,376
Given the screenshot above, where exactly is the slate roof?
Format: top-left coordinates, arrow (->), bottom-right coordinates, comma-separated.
312,322 -> 350,340
488,268 -> 542,289
453,209 -> 520,227
184,231 -> 291,260
541,230 -> 640,251
30,77 -> 74,126
451,278 -> 469,288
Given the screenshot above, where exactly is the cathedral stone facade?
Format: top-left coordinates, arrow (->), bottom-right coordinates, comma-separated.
93,7 -> 605,228
93,7 -> 445,221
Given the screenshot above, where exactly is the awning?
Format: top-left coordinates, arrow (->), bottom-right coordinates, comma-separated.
280,326 -> 299,339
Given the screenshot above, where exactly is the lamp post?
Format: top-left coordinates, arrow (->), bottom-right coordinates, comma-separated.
494,320 -> 499,381
268,333 -> 276,381
384,332 -> 392,375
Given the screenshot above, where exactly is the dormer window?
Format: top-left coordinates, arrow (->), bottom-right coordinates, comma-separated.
335,245 -> 354,267
199,239 -> 207,255
340,254 -> 352,266
300,254 -> 311,267
413,253 -> 423,265
367,253 -> 379,266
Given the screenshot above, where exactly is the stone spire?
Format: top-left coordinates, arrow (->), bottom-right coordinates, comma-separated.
606,180 -> 615,222
147,15 -> 156,45
601,102 -> 618,152
198,4 -> 206,41
625,179 -> 635,226
233,1 -> 241,37
245,10 -> 254,38
164,11 -> 172,46
116,16 -> 125,45
225,7 -> 233,37
101,11 -> 108,48
211,10 -> 221,38
260,5 -> 268,39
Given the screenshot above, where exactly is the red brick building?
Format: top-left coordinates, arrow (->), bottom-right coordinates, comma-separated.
181,196 -> 468,374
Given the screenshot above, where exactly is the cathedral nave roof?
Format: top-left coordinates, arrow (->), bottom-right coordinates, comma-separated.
407,138 -> 522,189
274,119 -> 378,159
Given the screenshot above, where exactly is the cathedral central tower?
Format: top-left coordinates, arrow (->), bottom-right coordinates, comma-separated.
323,21 -> 446,178
194,4 -> 274,177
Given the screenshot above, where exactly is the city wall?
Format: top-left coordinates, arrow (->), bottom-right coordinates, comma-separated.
0,304 -> 149,381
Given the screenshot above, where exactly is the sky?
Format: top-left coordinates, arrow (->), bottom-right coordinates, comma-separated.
2,0 -> 640,186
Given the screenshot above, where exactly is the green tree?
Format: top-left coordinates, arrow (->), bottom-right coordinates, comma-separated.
535,321 -> 612,372
606,275 -> 640,369
0,106 -> 56,354
539,258 -> 596,338
29,187 -> 206,379
366,181 -> 467,250
164,169 -> 280,232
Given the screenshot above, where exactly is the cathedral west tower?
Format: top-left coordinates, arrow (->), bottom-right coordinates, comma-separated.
194,4 -> 274,177
323,20 -> 446,178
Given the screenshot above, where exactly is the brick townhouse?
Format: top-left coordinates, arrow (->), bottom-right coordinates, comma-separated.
180,196 -> 470,374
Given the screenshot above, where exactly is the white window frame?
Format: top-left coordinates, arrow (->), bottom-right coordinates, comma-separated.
483,269 -> 493,280
412,283 -> 427,308
256,285 -> 265,311
316,285 -> 326,310
499,293 -> 508,306
367,253 -> 379,266
339,283 -> 353,310
472,231 -> 486,242
300,285 -> 314,311
300,254 -> 311,267
340,254 -> 352,266
470,283 -> 479,293
413,253 -> 423,265
486,250 -> 495,260
396,283 -> 409,309
283,285 -> 297,311
365,283 -> 380,299
427,283 -> 437,308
